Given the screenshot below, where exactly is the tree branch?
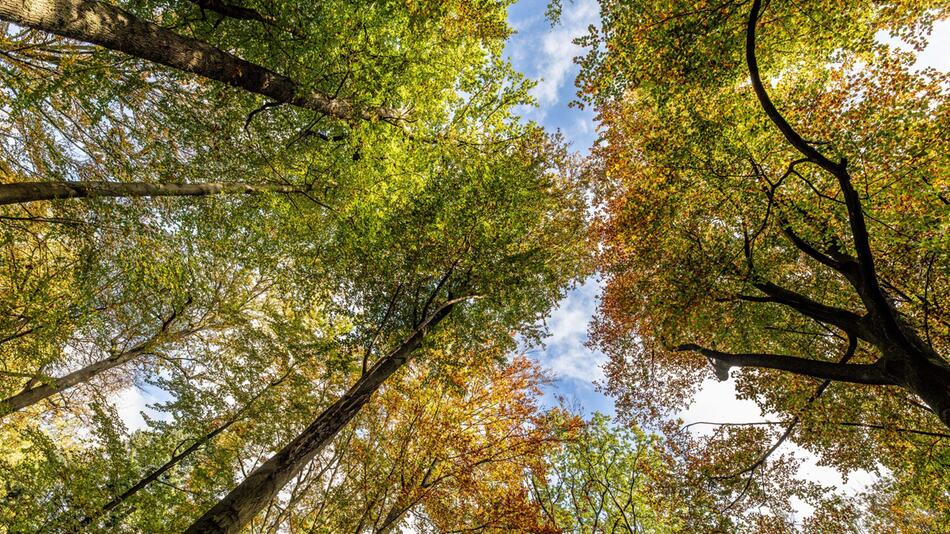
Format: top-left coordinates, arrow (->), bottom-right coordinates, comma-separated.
682,420 -> 950,440
745,0 -> 907,349
748,280 -> 868,338
714,335 -> 857,481
745,0 -> 841,175
676,342 -> 891,385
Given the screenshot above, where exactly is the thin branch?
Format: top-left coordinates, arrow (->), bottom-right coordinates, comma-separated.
681,421 -> 950,440
714,336 -> 857,481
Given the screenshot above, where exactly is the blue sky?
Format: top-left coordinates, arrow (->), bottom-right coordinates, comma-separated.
504,0 -> 612,417
506,0 -> 599,151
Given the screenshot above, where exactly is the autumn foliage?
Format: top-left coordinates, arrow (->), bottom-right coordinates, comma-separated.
582,0 -> 949,527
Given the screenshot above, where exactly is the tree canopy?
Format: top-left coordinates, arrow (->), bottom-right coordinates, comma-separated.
582,0 -> 949,526
0,0 -> 594,531
0,0 -> 947,531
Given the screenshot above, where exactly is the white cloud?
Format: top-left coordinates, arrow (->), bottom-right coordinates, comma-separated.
546,348 -> 607,383
677,378 -> 766,432
530,278 -> 608,383
545,290 -> 594,346
112,383 -> 171,432
113,386 -> 150,431
507,0 -> 599,120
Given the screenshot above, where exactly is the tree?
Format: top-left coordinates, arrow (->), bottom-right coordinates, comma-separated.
184,120 -> 588,532
581,0 -> 949,520
256,353 -> 570,533
531,413 -> 684,533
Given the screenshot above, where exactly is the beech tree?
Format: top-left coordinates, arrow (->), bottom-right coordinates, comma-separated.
258,353 -> 571,533
183,119 -> 587,532
582,0 -> 949,522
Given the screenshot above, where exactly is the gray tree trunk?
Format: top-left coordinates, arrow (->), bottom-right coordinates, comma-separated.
184,303 -> 456,534
0,181 -> 300,206
0,0 -> 399,122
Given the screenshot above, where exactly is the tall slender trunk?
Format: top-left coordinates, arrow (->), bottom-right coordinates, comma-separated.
1,311 -> 192,417
0,342 -> 149,417
81,417 -> 235,526
0,0 -> 398,122
0,181 -> 301,206
183,302 -> 457,534
78,372 -> 290,527
374,498 -> 413,534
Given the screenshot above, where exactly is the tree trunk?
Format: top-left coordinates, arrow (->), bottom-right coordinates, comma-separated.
0,181 -> 300,206
1,307 -> 192,417
79,372 -> 288,527
183,302 -> 456,534
0,0 -> 398,122
883,348 -> 950,429
0,341 -> 149,417
375,499 -> 413,534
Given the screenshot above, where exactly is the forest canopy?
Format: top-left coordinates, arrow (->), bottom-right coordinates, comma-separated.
0,0 -> 947,532
582,0 -> 949,528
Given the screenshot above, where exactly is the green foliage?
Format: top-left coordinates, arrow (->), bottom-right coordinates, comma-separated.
0,1 -> 593,531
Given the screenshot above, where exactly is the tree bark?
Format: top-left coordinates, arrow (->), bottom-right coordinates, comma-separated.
0,309 -> 191,417
880,345 -> 950,429
183,301 -> 458,534
190,0 -> 270,24
0,342 -> 149,417
0,0 -> 401,123
81,417 -> 235,525
0,181 -> 301,206
375,499 -> 413,534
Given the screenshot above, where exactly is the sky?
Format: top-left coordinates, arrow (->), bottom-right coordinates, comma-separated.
505,0 -> 607,416
503,0 -> 950,520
